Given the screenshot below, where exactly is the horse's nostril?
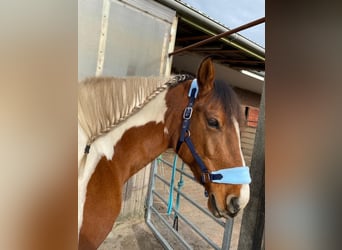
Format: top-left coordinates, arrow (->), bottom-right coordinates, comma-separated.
230,197 -> 240,214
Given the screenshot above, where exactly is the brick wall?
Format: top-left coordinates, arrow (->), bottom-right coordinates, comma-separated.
246,106 -> 260,128
235,87 -> 261,166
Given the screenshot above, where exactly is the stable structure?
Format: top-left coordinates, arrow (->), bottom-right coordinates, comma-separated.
79,0 -> 264,249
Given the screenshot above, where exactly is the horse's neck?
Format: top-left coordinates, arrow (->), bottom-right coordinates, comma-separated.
94,88 -> 170,183
106,82 -> 191,183
110,121 -> 169,184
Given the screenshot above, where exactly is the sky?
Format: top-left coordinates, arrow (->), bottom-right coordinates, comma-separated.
181,0 -> 265,48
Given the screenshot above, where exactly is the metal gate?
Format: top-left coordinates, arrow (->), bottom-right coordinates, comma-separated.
145,152 -> 235,249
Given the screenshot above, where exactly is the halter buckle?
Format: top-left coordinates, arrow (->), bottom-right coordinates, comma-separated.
183,107 -> 193,119
201,172 -> 211,183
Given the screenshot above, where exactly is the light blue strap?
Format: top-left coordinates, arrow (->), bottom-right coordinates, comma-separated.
188,79 -> 199,98
211,166 -> 251,184
167,154 -> 178,215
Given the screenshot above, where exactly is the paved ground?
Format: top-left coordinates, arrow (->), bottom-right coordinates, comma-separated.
99,215 -> 242,250
99,219 -> 163,250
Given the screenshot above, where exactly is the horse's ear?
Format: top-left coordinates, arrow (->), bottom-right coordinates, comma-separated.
197,57 -> 215,96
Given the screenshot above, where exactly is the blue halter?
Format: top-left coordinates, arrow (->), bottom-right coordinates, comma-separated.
176,79 -> 251,185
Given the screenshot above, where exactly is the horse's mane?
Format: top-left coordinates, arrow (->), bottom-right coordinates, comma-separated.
78,75 -> 242,146
78,76 -> 172,144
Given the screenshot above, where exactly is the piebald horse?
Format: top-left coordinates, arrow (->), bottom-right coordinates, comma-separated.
78,58 -> 250,249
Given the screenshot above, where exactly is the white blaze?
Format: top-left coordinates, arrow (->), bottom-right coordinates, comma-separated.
78,91 -> 168,235
232,117 -> 250,208
232,117 -> 246,167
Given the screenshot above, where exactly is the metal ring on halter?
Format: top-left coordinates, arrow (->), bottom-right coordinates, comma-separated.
186,130 -> 190,137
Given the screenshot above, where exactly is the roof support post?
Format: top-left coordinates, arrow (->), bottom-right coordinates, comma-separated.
237,84 -> 265,250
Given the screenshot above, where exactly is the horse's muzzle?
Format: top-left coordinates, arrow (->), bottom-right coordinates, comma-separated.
209,194 -> 240,219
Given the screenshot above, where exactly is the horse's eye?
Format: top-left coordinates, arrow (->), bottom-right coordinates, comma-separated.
207,118 -> 220,129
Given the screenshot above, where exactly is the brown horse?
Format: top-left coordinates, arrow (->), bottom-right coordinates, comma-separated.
78,58 -> 250,249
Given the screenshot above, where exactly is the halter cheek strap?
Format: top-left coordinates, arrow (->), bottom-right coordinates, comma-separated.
176,79 -> 251,185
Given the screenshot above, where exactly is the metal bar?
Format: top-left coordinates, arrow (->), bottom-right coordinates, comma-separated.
169,205 -> 220,249
158,157 -> 196,181
149,206 -> 193,249
221,218 -> 234,250
145,160 -> 173,249
146,160 -> 191,249
151,190 -> 220,249
152,189 -> 170,204
146,220 -> 173,250
169,17 -> 265,56
155,173 -> 224,226
147,157 -> 234,249
145,160 -> 158,222
154,174 -> 225,227
157,157 -> 172,166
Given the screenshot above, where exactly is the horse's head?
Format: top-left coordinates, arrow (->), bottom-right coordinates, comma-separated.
166,57 -> 250,218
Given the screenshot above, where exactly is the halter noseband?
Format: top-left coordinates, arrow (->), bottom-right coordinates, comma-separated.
176,79 -> 251,185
